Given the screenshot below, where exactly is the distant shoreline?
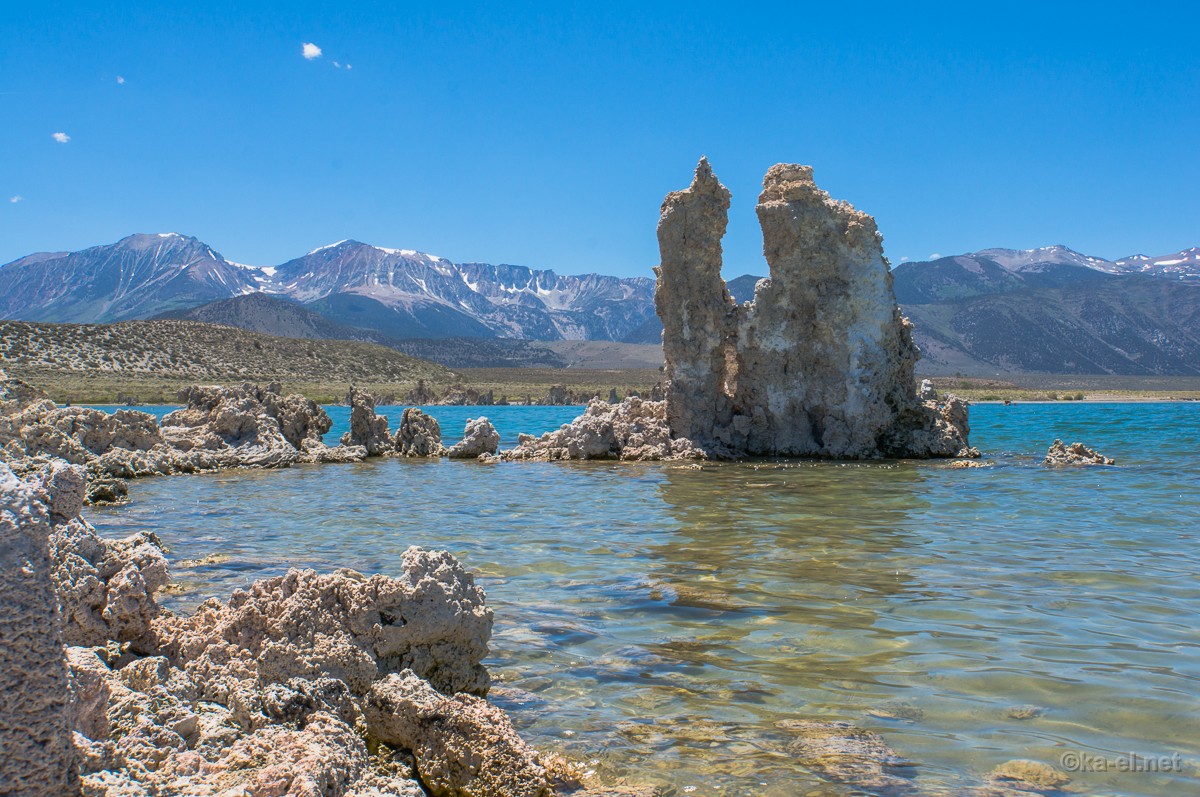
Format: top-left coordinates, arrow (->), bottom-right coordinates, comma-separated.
11,363 -> 1200,407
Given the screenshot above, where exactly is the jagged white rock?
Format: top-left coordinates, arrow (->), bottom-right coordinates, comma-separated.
341,387 -> 394,456
1043,439 -> 1114,466
396,407 -> 445,457
503,398 -> 703,461
446,417 -> 500,459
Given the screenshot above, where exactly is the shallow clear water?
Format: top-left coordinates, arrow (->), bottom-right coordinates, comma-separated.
88,403 -> 1200,796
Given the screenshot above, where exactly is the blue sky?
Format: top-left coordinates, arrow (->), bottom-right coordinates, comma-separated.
2,2 -> 1197,276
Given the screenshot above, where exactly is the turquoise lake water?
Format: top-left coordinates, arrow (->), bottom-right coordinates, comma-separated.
87,402 -> 1200,796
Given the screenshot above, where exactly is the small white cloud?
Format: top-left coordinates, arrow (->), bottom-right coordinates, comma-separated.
928,252 -> 941,260
302,42 -> 322,60
900,256 -> 910,262
52,132 -> 71,143
116,75 -> 125,84
9,195 -> 22,203
332,61 -> 341,68
345,64 -> 352,70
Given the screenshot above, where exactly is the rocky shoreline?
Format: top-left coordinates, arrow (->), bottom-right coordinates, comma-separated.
2,459 -> 659,797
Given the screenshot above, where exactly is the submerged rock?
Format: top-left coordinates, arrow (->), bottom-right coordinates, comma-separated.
503,397 -> 704,461
987,759 -> 1071,792
1043,439 -> 1114,466
776,719 -> 916,793
365,671 -> 554,797
655,159 -> 971,459
341,386 -> 394,456
397,407 -> 446,457
0,462 -> 81,796
446,417 -> 500,459
1003,704 -> 1047,721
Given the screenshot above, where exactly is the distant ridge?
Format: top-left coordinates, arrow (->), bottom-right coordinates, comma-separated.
0,318 -> 454,384
3,236 -> 1199,375
159,293 -> 566,368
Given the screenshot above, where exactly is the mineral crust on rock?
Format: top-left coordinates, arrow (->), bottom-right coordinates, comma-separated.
503,397 -> 703,461
151,550 -> 494,700
397,407 -> 446,457
446,417 -> 501,459
0,461 -> 81,797
1042,439 -> 1115,466
653,159 -> 972,459
51,518 -> 169,650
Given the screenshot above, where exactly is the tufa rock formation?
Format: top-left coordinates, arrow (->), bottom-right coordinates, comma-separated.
0,461 -> 82,796
655,158 -> 972,459
397,407 -> 446,457
366,671 -> 555,797
1043,439 -> 1115,466
149,550 -> 494,699
503,398 -> 703,462
446,417 -> 502,459
0,375 -> 367,503
341,386 -> 394,455
776,719 -> 915,794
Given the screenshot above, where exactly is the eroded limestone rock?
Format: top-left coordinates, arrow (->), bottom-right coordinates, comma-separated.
396,408 -> 445,457
654,159 -> 971,459
446,417 -> 500,459
1043,439 -> 1114,466
51,520 -> 169,650
503,398 -> 703,461
341,387 -> 394,456
0,461 -> 81,796
365,671 -> 554,797
263,389 -> 333,450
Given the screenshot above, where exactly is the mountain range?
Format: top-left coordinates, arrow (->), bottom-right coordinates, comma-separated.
0,234 -> 656,341
2,234 -> 1199,375
890,247 -> 1200,375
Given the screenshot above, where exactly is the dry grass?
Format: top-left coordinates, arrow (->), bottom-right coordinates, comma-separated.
928,375 -> 1200,402
1,320 -> 454,403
